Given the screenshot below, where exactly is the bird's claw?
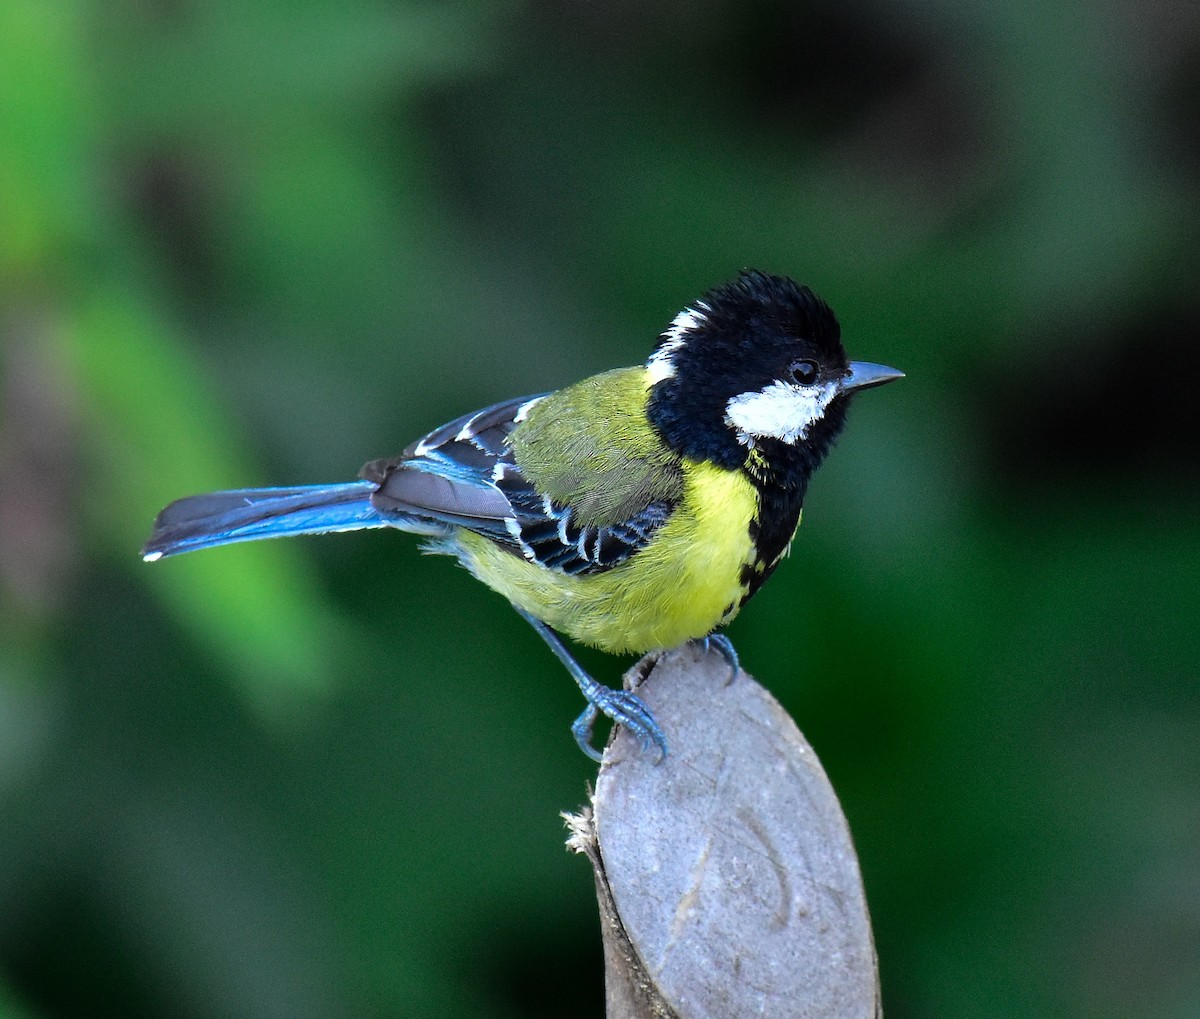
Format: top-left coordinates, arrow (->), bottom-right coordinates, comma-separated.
699,633 -> 740,685
572,688 -> 668,762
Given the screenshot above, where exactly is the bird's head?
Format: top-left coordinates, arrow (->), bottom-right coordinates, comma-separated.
645,270 -> 902,475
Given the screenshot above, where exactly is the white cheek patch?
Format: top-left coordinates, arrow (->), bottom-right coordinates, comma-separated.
645,304 -> 709,384
724,380 -> 838,445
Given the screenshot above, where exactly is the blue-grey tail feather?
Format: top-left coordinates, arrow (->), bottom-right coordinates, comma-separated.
142,482 -> 386,560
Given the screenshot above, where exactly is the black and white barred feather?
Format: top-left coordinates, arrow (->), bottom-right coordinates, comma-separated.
363,395 -> 673,575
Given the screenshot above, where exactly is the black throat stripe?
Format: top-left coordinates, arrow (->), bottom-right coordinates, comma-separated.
738,439 -> 809,604
735,398 -> 852,605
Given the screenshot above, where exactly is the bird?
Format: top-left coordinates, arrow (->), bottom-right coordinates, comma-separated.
142,270 -> 902,760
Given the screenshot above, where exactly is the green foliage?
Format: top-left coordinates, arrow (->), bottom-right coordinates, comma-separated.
1,0 -> 1197,1016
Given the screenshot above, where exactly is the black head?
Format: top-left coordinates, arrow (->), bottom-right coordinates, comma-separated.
646,270 -> 901,477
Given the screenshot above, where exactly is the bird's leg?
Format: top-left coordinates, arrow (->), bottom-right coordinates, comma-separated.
698,633 -> 740,685
513,607 -> 668,761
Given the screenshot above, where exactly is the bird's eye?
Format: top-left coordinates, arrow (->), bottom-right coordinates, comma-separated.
787,359 -> 820,386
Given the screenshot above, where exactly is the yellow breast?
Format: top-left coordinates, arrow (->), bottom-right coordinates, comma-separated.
455,460 -> 761,654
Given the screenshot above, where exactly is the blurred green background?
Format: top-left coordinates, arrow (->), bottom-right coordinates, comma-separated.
2,0 -> 1197,1015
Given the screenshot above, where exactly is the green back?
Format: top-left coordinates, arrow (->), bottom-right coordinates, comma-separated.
509,367 -> 683,527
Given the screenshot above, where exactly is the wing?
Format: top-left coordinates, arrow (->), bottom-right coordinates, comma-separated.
493,460 -> 676,575
362,393 -> 676,575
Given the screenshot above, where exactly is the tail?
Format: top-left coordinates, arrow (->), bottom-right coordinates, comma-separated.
142,482 -> 386,561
